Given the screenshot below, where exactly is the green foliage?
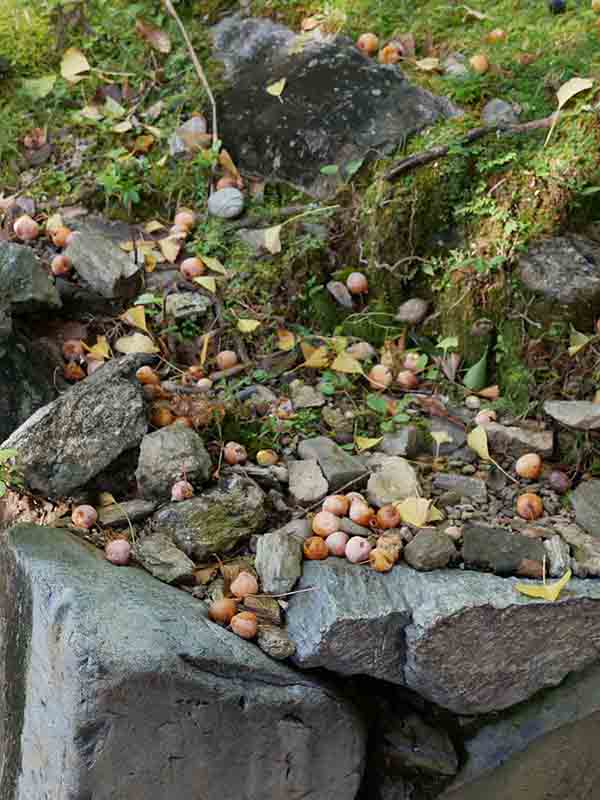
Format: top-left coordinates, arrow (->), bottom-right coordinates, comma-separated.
0,449 -> 22,497
0,0 -> 53,72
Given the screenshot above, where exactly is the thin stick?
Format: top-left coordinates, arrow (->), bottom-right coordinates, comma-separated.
385,114 -> 557,181
163,0 -> 218,145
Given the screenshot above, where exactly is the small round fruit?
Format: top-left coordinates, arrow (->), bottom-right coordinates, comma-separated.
357,33 -> 379,56
230,610 -> 258,639
368,364 -> 393,390
516,492 -> 544,521
150,406 -> 174,427
470,53 -> 489,74
378,42 -> 403,64
396,370 -> 419,390
50,226 -> 72,248
180,257 -> 205,280
303,536 -> 329,560
64,362 -> 85,382
62,339 -> 84,361
369,547 -> 395,572
174,209 -> 196,230
208,598 -> 238,625
548,470 -> 571,494
345,536 -> 373,563
376,504 -> 401,529
323,494 -> 350,517
515,453 -> 543,480
346,491 -> 366,504
312,510 -> 341,537
51,254 -> 72,277
105,539 -> 131,566
224,441 -> 247,465
170,224 -> 188,239
171,480 -> 194,502
71,504 -> 97,529
486,28 -> 507,43
196,378 -> 213,392
256,449 -> 278,466
230,571 -> 259,599
349,501 -> 374,527
326,531 -> 349,556
14,214 -> 39,241
136,366 -> 161,386
346,272 -> 369,295
402,352 -> 421,372
216,350 -> 238,370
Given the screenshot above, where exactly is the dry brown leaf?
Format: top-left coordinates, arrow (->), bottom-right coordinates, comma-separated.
301,342 -> 330,369
135,19 -> 172,54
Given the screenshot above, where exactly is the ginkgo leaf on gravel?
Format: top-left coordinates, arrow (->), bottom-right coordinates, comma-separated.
61,48 -> 90,82
114,333 -> 159,354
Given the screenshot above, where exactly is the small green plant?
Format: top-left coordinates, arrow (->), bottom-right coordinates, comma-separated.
318,370 -> 352,396
366,393 -> 410,433
97,160 -> 144,215
0,449 -> 22,497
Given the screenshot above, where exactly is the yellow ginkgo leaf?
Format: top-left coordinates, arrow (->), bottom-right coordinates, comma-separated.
428,504 -> 444,522
467,425 -> 490,460
46,213 -> 63,232
200,332 -> 212,367
515,569 -> 572,602
263,225 -> 282,254
144,253 -> 158,272
158,236 -> 181,263
301,342 -> 330,369
120,306 -> 149,333
114,333 -> 159,354
82,335 -> 111,361
112,120 -> 133,134
415,57 -> 440,72
60,47 -> 90,83
266,78 -> 286,99
144,220 -> 164,233
330,352 -> 364,375
568,327 -> 592,357
202,256 -> 227,275
237,319 -> 261,333
194,276 -> 216,293
431,431 -> 452,448
355,435 -> 383,452
277,328 -> 296,351
218,149 -> 241,179
98,491 -> 116,507
396,497 -> 432,528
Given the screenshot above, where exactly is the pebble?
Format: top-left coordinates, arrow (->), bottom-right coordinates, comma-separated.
465,395 -> 481,410
404,530 -> 456,571
461,465 -> 476,476
207,187 -> 245,219
394,297 -> 429,325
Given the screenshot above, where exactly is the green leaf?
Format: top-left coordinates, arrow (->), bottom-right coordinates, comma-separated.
0,481 -> 5,498
344,158 -> 364,179
0,449 -> 18,463
463,348 -> 488,391
437,336 -> 459,354
320,164 -> 339,175
367,393 -> 389,415
22,74 -> 57,99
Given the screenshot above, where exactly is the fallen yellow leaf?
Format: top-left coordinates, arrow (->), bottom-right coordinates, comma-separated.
301,342 -> 330,369
266,78 -> 286,99
237,319 -> 261,333
144,220 -> 164,233
330,351 -> 363,374
159,236 -> 181,263
396,497 -> 432,528
61,47 -> 91,83
82,335 -> 111,361
202,256 -> 228,275
355,436 -> 383,452
277,328 -> 296,351
194,276 -> 216,293
120,305 -> 149,333
467,425 -> 490,460
114,333 -> 159,354
515,569 -> 572,602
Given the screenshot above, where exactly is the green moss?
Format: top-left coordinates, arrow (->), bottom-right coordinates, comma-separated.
0,0 -> 53,72
495,320 -> 534,416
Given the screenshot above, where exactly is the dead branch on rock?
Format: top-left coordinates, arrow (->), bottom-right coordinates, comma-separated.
385,114 -> 557,181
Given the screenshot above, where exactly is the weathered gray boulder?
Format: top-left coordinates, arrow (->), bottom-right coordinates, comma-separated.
65,229 -> 142,299
1,355 -> 148,497
432,474 -> 487,503
482,98 -> 519,126
286,560 -> 600,714
97,499 -> 157,527
148,474 -> 266,561
136,425 -> 211,501
298,436 -> 366,491
255,528 -> 303,593
0,525 -> 365,800
134,531 -> 196,583
377,426 -> 421,458
442,662 -> 600,799
478,421 -> 553,458
289,380 -> 325,409
555,521 -> 600,577
544,400 -> 600,430
288,459 -> 328,505
366,455 -> 420,507
462,525 -> 545,576
571,479 -> 600,537
403,530 -> 456,571
212,16 -> 459,198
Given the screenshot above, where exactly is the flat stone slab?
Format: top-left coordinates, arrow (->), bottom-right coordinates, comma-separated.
571,479 -> 600,538
286,559 -> 600,714
479,421 -> 553,459
65,228 -> 142,299
519,235 -> 600,307
212,16 -> 459,198
544,400 -> 600,431
0,525 -> 365,800
462,525 -> 545,576
298,436 -> 366,491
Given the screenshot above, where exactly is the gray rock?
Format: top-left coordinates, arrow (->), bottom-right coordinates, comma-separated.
257,624 -> 297,660
207,187 -> 245,219
65,229 -> 142,299
97,499 -> 157,527
378,426 -> 420,458
544,535 -> 571,578
136,425 -> 211,501
340,517 -> 372,537
287,559 -> 600,714
212,16 -> 460,198
289,380 -> 325,409
255,529 -> 303,593
403,530 -> 456,570
1,355 -> 148,497
442,662 -> 600,800
433,474 -> 487,503
231,463 -> 287,491
0,525 -> 365,800
327,280 -> 354,309
279,517 -> 313,540
237,227 -> 278,253
288,459 -> 328,506
519,235 -> 600,309
298,436 -> 366,491
429,418 -> 467,455
238,384 -> 278,411
394,298 -> 429,325
366,455 -> 420,507
168,115 -> 209,156
380,712 -> 458,776
482,98 -> 519,126
571,479 -> 600,537
479,421 -> 553,458
462,525 -> 545,576
443,52 -> 469,78
544,400 -> 600,430
165,292 -> 212,320
554,522 -> 600,577
134,531 -> 196,583
149,474 -> 266,560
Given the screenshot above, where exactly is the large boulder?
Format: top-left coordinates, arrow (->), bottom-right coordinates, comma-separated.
1,355 -> 148,497
286,560 -> 600,714
0,525 -> 365,800
212,16 -> 459,198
